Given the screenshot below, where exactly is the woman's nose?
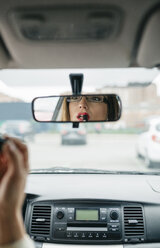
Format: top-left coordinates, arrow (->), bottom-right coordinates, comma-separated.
79,97 -> 88,110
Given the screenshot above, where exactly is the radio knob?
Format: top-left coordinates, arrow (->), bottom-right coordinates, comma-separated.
56,211 -> 64,220
110,210 -> 119,220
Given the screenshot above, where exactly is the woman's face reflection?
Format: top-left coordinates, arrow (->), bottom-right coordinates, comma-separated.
69,96 -> 108,122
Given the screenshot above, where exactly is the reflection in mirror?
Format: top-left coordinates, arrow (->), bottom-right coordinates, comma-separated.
32,94 -> 122,122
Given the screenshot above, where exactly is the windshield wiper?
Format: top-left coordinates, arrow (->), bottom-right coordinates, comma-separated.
30,167 -> 160,175
30,167 -> 112,174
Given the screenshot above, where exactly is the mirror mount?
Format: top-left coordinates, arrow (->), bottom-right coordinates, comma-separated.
69,74 -> 83,95
72,122 -> 79,128
69,74 -> 84,128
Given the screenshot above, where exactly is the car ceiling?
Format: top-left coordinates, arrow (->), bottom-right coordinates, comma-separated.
0,0 -> 160,69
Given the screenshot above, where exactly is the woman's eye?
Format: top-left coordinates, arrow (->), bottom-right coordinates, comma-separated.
67,96 -> 81,102
71,97 -> 80,100
90,96 -> 102,102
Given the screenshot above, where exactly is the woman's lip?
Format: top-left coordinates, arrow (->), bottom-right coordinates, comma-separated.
77,112 -> 90,121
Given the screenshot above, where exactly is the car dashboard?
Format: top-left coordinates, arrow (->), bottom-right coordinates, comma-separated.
24,173 -> 160,248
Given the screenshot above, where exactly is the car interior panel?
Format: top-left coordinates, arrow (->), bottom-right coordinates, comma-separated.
1,0 -> 160,248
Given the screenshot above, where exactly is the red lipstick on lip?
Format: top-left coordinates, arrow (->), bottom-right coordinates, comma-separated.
77,112 -> 90,121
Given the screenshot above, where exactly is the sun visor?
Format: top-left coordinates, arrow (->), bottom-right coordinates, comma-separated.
137,9 -> 160,68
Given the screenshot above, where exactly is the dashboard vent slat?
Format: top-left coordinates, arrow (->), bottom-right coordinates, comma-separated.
31,205 -> 51,235
124,206 -> 144,237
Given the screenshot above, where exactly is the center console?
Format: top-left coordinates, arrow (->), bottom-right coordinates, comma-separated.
26,199 -> 145,245
53,203 -> 122,243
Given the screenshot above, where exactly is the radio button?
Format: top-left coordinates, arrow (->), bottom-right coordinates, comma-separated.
109,228 -> 119,232
110,224 -> 119,228
55,223 -> 66,232
108,224 -> 119,232
67,208 -> 74,214
67,214 -> 74,221
66,231 -> 72,238
81,232 -> 87,239
73,232 -> 79,239
101,232 -> 108,239
100,209 -> 107,222
55,227 -> 65,232
94,232 -> 100,239
100,208 -> 107,214
100,215 -> 107,221
100,211 -> 107,221
87,232 -> 94,239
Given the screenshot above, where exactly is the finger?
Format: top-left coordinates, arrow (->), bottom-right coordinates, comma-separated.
4,135 -> 28,158
0,143 -> 9,181
0,143 -> 26,191
0,155 -> 8,181
4,136 -> 29,172
5,141 -> 23,175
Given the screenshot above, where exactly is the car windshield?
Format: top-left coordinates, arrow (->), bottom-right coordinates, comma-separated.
0,68 -> 160,173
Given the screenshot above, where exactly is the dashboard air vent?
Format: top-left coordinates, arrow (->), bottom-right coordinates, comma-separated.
31,205 -> 51,235
124,206 -> 144,237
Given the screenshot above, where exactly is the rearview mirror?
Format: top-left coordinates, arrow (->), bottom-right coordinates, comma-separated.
32,94 -> 122,122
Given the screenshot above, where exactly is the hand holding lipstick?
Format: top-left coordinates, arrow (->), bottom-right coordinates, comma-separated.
0,137 -> 29,245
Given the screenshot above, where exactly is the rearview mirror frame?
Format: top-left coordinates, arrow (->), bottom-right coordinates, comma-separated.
32,94 -> 122,123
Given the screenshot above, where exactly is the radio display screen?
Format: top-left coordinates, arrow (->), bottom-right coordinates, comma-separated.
76,209 -> 99,221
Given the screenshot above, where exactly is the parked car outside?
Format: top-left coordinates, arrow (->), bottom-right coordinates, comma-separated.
61,124 -> 87,145
136,117 -> 160,167
0,120 -> 34,142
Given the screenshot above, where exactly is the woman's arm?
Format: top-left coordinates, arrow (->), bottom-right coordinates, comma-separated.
0,137 -> 35,248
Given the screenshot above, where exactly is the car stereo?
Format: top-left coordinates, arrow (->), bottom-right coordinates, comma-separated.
53,203 -> 122,243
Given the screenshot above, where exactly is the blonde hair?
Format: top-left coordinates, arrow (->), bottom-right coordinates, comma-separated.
61,97 -> 70,121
